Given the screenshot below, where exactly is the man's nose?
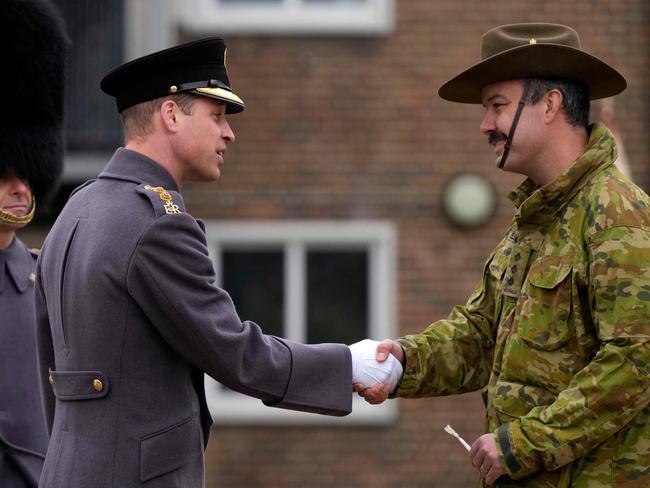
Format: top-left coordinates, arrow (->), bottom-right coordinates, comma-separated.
9,177 -> 31,198
480,111 -> 495,136
222,120 -> 235,143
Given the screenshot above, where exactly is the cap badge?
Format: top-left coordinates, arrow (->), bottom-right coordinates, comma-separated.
529,38 -> 537,45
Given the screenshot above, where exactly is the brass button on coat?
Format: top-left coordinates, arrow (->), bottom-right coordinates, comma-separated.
93,379 -> 104,392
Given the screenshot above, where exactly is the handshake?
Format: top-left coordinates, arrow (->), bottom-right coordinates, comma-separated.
348,339 -> 403,392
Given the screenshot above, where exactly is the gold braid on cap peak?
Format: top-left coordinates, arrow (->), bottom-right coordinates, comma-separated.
0,199 -> 36,226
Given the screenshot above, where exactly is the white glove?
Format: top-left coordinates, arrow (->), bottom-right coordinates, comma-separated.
348,339 -> 403,389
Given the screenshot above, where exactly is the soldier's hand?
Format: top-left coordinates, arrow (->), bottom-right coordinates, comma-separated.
469,433 -> 507,486
353,382 -> 393,404
374,339 -> 405,365
352,339 -> 405,404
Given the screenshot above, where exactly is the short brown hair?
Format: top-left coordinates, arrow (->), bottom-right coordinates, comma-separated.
122,93 -> 196,140
524,78 -> 590,128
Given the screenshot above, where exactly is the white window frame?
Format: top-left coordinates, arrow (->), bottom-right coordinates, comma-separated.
174,0 -> 395,36
204,220 -> 398,425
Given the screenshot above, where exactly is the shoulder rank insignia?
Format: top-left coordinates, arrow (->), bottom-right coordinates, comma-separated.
137,184 -> 186,217
144,185 -> 182,214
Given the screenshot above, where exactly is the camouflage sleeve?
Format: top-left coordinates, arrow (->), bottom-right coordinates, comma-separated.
498,226 -> 650,479
393,250 -> 499,398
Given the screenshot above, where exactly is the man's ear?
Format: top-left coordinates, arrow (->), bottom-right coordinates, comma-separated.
159,99 -> 180,132
543,89 -> 564,123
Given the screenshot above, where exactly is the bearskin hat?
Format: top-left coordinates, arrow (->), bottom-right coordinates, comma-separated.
0,0 -> 68,200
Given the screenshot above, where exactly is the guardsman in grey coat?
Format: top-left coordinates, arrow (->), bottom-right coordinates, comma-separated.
0,1 -> 67,486
35,38 -> 402,488
0,180 -> 48,488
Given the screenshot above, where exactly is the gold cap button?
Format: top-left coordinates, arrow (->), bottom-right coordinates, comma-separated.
169,85 -> 178,93
48,374 -> 54,384
93,379 -> 104,392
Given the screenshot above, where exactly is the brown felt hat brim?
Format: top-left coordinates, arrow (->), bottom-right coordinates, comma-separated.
438,43 -> 627,104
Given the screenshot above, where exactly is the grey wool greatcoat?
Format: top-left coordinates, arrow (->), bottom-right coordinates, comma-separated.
35,148 -> 352,488
0,237 -> 49,488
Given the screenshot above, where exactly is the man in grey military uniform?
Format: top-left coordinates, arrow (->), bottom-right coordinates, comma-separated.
0,180 -> 48,488
0,0 -> 67,486
35,38 -> 402,487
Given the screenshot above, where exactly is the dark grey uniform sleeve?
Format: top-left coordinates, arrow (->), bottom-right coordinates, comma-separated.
34,262 -> 56,433
127,214 -> 352,416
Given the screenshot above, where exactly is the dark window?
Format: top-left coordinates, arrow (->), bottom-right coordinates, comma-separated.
222,250 -> 284,337
203,225 -> 394,418
307,250 -> 368,344
219,248 -> 368,344
53,0 -> 124,149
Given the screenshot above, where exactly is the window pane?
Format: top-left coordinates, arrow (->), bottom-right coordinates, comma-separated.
53,0 -> 124,149
307,251 -> 367,344
222,250 -> 284,337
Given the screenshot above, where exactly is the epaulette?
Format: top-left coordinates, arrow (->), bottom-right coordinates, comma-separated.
136,184 -> 186,218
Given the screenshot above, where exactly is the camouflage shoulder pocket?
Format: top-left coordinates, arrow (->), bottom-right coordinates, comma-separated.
516,255 -> 574,351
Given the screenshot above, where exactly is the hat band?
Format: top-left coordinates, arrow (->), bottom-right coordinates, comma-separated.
0,199 -> 36,226
172,79 -> 231,92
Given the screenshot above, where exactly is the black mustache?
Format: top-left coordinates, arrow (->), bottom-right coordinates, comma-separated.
488,131 -> 508,146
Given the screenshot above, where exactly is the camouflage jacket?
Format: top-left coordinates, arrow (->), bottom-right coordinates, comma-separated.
395,124 -> 650,487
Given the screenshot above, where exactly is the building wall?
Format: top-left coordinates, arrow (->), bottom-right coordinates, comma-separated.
181,1 -> 650,486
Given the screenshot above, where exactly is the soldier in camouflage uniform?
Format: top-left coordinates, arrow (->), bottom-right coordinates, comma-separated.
355,23 -> 650,487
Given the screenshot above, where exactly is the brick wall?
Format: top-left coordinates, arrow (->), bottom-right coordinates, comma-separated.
177,1 -> 650,486
11,1 -> 646,486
